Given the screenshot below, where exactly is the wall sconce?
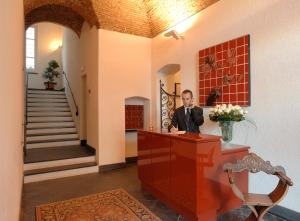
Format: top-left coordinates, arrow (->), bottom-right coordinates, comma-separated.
49,40 -> 63,51
164,30 -> 183,40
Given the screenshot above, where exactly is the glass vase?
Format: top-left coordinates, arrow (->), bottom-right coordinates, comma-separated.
219,121 -> 234,143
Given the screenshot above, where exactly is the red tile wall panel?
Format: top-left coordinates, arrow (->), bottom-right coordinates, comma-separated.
199,35 -> 250,106
125,105 -> 144,130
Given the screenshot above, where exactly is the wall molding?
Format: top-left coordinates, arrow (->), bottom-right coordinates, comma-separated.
125,156 -> 137,164
98,163 -> 126,172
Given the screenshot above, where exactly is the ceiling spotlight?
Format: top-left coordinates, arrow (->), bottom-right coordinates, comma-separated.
164,30 -> 183,40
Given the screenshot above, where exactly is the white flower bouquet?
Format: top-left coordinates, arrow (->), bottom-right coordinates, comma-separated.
209,104 -> 248,122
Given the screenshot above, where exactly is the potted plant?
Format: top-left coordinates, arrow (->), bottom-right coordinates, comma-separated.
43,60 -> 61,90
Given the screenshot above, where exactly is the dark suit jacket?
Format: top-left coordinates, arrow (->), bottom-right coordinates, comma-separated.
170,106 -> 204,133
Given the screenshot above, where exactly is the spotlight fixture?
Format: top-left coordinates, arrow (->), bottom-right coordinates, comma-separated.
164,30 -> 183,40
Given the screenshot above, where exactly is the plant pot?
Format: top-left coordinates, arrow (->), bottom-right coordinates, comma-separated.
44,81 -> 57,90
219,121 -> 234,143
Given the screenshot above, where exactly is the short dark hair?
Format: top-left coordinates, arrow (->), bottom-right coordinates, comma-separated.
182,89 -> 193,98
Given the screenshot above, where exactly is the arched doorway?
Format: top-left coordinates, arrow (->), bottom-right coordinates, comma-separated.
23,2 -> 99,183
156,64 -> 181,129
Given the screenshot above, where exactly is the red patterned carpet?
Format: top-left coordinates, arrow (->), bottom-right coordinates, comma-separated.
36,189 -> 161,221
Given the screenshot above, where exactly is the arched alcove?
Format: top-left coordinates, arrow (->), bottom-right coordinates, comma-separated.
156,64 -> 181,129
124,96 -> 150,159
157,64 -> 181,95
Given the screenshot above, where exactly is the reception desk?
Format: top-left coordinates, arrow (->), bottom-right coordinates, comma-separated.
137,130 -> 249,221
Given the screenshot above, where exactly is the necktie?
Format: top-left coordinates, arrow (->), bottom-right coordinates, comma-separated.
185,108 -> 191,132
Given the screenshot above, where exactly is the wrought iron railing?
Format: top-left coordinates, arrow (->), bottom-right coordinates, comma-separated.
63,72 -> 78,116
23,71 -> 38,156
160,80 -> 176,129
23,71 -> 29,156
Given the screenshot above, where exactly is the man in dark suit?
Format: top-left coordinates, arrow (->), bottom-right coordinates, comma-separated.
170,89 -> 204,133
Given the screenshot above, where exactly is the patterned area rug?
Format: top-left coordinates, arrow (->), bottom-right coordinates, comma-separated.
36,188 -> 161,221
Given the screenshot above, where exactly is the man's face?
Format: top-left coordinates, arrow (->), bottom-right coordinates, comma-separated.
182,92 -> 193,107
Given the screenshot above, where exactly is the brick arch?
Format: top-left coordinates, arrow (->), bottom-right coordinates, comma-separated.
25,5 -> 85,36
24,0 -> 99,35
25,5 -> 84,36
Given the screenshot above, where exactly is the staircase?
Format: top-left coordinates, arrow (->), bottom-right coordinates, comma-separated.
24,89 -> 98,183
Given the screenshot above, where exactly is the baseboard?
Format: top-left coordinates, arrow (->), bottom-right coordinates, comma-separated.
125,156 -> 137,164
20,179 -> 24,221
99,163 -> 126,172
269,205 -> 300,221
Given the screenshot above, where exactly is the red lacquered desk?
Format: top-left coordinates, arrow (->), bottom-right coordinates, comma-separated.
137,130 -> 249,221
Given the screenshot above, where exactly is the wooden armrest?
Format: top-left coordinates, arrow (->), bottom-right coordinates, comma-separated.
227,170 -> 235,184
243,193 -> 273,206
276,171 -> 293,186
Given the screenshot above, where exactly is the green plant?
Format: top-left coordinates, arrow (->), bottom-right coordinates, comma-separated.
209,104 -> 247,122
43,60 -> 61,82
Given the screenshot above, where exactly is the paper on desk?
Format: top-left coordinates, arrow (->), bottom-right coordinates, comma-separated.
169,130 -> 186,134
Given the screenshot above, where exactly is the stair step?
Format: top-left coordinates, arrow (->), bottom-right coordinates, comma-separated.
24,165 -> 98,183
27,128 -> 77,136
24,147 -> 95,164
26,134 -> 79,143
27,102 -> 69,107
28,116 -> 73,123
28,98 -> 68,103
27,112 -> 72,117
24,162 -> 97,176
26,138 -> 79,144
27,107 -> 70,112
28,94 -> 66,99
28,89 -> 65,95
27,122 -> 75,129
24,154 -> 96,171
26,140 -> 80,149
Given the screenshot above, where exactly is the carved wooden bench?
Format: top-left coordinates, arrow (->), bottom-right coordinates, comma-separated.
223,153 -> 293,221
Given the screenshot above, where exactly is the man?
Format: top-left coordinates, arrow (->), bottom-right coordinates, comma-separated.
170,89 -> 204,133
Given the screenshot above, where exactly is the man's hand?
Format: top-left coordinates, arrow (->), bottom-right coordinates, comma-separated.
190,98 -> 195,109
170,126 -> 178,133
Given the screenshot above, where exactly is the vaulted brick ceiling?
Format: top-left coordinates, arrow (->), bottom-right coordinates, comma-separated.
24,0 -> 219,38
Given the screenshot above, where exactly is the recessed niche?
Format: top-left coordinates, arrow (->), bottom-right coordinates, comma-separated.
125,105 -> 144,130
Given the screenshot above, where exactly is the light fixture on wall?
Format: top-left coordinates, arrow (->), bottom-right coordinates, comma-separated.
49,40 -> 63,51
164,30 -> 183,40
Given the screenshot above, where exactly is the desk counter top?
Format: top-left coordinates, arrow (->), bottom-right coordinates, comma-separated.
138,129 -> 220,143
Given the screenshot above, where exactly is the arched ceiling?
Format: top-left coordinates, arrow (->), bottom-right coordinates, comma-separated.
24,0 -> 219,38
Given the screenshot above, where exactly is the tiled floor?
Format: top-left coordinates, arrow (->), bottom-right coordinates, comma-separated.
22,164 -> 287,221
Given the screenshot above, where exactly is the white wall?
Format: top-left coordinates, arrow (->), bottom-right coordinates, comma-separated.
62,23 -> 99,150
98,29 -> 151,165
28,22 -> 63,90
151,0 -> 300,211
62,28 -> 81,136
0,0 -> 24,220
79,23 -> 99,150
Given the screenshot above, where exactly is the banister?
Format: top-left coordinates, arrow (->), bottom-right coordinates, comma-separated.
24,71 -> 38,156
24,71 -> 28,156
62,72 -> 79,116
